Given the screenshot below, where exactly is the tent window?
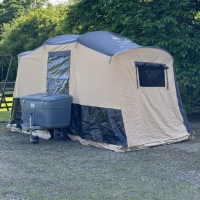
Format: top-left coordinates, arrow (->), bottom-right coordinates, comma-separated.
135,62 -> 168,87
47,51 -> 71,94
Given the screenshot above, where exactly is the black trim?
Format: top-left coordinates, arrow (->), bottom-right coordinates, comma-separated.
135,61 -> 168,69
69,104 -> 128,147
9,98 -> 23,124
174,77 -> 193,134
48,51 -> 71,57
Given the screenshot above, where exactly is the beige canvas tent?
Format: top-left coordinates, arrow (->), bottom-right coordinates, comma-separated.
11,31 -> 192,152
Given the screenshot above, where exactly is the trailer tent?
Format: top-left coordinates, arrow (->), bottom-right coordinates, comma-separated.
11,31 -> 192,152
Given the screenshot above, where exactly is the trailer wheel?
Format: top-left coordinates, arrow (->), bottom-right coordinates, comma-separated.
31,136 -> 39,144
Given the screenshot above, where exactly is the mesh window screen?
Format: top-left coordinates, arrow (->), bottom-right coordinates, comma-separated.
47,51 -> 71,94
135,62 -> 167,87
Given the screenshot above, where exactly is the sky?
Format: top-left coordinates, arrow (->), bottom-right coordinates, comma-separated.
48,0 -> 68,4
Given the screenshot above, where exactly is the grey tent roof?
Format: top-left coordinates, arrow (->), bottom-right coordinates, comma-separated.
77,31 -> 141,57
44,34 -> 80,45
18,51 -> 33,61
18,51 -> 32,57
18,34 -> 80,58
18,31 -> 141,58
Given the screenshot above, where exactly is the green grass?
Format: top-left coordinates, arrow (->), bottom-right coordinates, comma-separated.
0,111 -> 11,122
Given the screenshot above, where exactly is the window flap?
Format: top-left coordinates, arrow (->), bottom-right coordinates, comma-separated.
48,51 -> 71,57
135,61 -> 168,69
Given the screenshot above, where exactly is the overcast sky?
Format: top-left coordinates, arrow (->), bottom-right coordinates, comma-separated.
48,0 -> 68,4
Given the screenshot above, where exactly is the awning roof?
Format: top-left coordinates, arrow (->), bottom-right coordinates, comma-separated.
44,34 -> 80,45
18,31 -> 142,58
77,31 -> 141,56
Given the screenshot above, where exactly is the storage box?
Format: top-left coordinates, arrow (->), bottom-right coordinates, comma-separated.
20,93 -> 72,128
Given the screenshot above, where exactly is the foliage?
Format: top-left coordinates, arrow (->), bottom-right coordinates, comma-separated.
0,0 -> 51,81
0,0 -> 48,27
0,4 -> 67,81
62,0 -> 200,113
1,6 -> 65,54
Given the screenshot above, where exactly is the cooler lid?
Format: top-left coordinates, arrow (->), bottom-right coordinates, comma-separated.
20,93 -> 71,102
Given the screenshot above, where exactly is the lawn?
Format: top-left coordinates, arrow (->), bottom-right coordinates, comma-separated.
0,121 -> 200,200
0,111 -> 11,122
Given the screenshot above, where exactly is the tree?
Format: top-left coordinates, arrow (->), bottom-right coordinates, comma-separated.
62,0 -> 200,113
61,0 -> 143,38
0,0 -> 48,25
0,0 -> 25,26
0,4 -> 67,80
